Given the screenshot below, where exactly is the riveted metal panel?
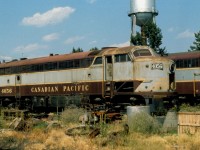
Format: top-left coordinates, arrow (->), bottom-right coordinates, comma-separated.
113,62 -> 133,81
0,75 -> 16,86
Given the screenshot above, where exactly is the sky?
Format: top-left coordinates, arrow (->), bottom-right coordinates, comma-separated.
0,0 -> 200,61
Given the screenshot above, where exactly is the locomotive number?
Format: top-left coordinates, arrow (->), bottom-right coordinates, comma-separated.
1,88 -> 12,94
152,63 -> 163,70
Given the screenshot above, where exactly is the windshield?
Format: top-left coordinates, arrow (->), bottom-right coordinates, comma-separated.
133,49 -> 152,57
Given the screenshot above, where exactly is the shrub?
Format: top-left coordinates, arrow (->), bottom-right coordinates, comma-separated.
0,116 -> 5,129
60,108 -> 85,125
128,112 -> 161,134
179,104 -> 200,112
33,121 -> 48,130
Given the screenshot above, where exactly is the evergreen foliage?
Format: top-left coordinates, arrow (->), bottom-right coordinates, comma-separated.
130,23 -> 167,56
188,31 -> 200,51
90,47 -> 99,51
72,47 -> 83,53
131,32 -> 142,46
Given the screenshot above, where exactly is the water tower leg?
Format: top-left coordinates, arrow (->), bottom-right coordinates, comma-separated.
131,15 -> 136,37
153,16 -> 156,24
130,15 -> 136,46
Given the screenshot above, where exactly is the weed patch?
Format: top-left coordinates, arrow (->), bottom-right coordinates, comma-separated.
128,112 -> 161,134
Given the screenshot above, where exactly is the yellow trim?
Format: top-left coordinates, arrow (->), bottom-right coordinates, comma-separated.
0,80 -> 102,87
0,79 -> 136,87
0,67 -> 91,77
176,80 -> 200,83
176,67 -> 200,71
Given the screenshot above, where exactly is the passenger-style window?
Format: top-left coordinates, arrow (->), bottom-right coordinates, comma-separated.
5,67 -> 11,74
59,60 -> 73,69
44,62 -> 57,70
0,68 -> 4,75
176,58 -> 200,68
74,60 -> 80,68
115,54 -> 131,62
32,64 -> 43,71
133,49 -> 152,57
192,58 -> 199,67
93,57 -> 102,65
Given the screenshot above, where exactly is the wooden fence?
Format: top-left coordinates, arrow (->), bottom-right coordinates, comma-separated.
1,109 -> 28,120
178,112 -> 200,134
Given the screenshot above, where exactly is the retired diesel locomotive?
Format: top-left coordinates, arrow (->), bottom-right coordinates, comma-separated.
0,46 -> 175,112
168,51 -> 200,104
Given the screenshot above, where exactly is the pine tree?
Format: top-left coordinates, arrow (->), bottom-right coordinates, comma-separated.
144,23 -> 166,55
72,47 -> 83,53
130,22 -> 167,56
72,47 -> 76,53
90,47 -> 99,51
131,32 -> 142,46
188,31 -> 200,51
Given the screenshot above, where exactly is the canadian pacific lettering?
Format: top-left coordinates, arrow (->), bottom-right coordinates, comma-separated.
63,85 -> 89,92
30,85 -> 89,93
31,86 -> 59,93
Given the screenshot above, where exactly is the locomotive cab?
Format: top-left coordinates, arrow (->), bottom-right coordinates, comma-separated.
89,46 -> 175,109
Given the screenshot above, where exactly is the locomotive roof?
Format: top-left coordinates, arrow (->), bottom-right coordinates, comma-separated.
168,51 -> 200,60
0,51 -> 93,68
0,46 -> 150,68
93,45 -> 151,56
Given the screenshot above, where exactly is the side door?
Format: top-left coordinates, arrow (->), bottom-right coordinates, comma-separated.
193,72 -> 200,97
104,56 -> 113,98
15,75 -> 21,99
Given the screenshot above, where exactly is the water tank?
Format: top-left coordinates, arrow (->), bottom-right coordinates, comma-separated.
129,0 -> 157,26
127,106 -> 150,125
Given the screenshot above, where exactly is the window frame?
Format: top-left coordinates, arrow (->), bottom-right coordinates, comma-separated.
114,54 -> 131,63
93,57 -> 103,65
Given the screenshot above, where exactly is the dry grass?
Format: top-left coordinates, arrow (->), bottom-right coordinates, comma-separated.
23,129 -> 98,150
1,124 -> 200,150
1,108 -> 200,150
26,128 -> 48,143
164,133 -> 200,150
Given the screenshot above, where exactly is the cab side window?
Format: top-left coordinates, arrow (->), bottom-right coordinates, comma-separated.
93,57 -> 102,65
115,54 -> 131,62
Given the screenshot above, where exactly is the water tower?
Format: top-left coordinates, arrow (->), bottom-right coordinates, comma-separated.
128,0 -> 158,45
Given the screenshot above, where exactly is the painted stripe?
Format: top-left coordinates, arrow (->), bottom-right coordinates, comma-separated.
176,67 -> 200,71
0,79 -> 137,87
176,80 -> 200,83
0,67 -> 91,77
